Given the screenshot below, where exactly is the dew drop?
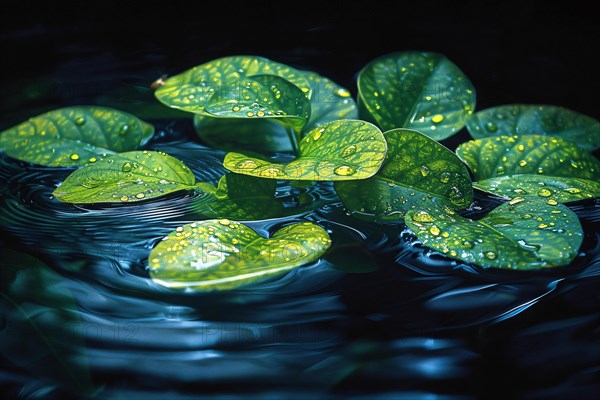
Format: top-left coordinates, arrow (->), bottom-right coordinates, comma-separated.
429,226 -> 441,236
334,165 -> 355,176
70,154 -> 80,161
420,165 -> 429,177
235,160 -> 259,170
496,166 -> 505,174
538,223 -> 548,229
119,124 -> 130,135
336,88 -> 351,97
441,231 -> 450,238
517,239 -> 541,251
122,162 -> 133,172
485,122 -> 497,132
88,157 -> 97,163
546,199 -> 558,206
509,197 -> 525,205
120,196 -> 129,202
431,114 -> 444,123
341,145 -> 357,157
218,219 -> 231,226
439,172 -> 451,184
232,106 -> 241,112
564,187 -> 581,194
246,111 -> 254,117
517,144 -> 525,151
135,193 -> 145,199
411,210 -> 435,223
484,251 -> 497,260
75,116 -> 86,126
519,160 -> 528,167
313,128 -> 325,141
257,111 -> 265,117
537,188 -> 552,197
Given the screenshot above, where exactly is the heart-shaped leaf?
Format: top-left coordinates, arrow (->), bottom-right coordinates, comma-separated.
357,52 -> 475,140
154,55 -> 311,115
302,70 -> 358,133
405,198 -> 583,269
456,134 -> 600,181
193,71 -> 357,154
474,175 -> 600,203
466,105 -> 600,151
0,106 -> 154,166
335,129 -> 473,221
223,119 -> 387,181
148,220 -> 331,291
204,74 -> 311,131
53,151 -> 197,203
192,173 -> 287,220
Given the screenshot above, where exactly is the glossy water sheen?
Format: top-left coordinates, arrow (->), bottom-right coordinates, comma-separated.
1,119 -> 599,399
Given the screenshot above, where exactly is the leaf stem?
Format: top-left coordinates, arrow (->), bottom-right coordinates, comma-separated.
288,128 -> 301,157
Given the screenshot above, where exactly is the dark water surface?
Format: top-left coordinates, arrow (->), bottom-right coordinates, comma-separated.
2,4 -> 600,399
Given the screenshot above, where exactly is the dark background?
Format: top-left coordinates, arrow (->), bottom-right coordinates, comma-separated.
1,0 -> 598,127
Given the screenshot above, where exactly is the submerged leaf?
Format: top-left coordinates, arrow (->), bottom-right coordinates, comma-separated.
335,129 -> 473,221
405,198 -> 583,269
357,52 -> 475,140
456,134 -> 600,181
53,151 -> 197,204
475,175 -> 600,203
192,173 -> 287,220
154,55 -> 310,115
0,106 -> 154,166
223,119 -> 387,181
148,220 -> 331,291
466,105 -> 600,151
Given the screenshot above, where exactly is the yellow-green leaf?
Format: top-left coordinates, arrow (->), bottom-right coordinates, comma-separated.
0,106 -> 154,167
406,198 -> 583,269
358,52 -> 475,140
53,151 -> 196,203
148,220 -> 331,291
223,119 -> 387,181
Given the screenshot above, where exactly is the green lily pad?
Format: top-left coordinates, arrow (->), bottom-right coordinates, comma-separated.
192,173 -> 287,220
148,220 -> 331,291
456,134 -> 600,181
53,151 -> 197,203
223,119 -> 387,181
302,70 -> 358,133
0,106 -> 154,167
154,55 -> 311,116
335,129 -> 473,221
475,175 -> 600,203
193,71 -> 357,154
204,74 -> 311,131
357,52 -> 475,140
466,105 -> 600,151
405,198 -> 583,269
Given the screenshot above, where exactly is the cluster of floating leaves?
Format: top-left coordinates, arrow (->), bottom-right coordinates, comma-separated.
1,52 -> 599,291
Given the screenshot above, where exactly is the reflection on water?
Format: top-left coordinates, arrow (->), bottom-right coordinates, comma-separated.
1,120 -> 599,399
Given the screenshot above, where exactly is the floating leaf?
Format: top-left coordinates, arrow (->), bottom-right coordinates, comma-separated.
0,249 -> 96,395
204,74 -> 311,131
475,175 -> 600,203
53,151 -> 197,204
193,71 -> 357,154
335,129 -> 473,221
302,70 -> 358,133
154,55 -> 310,115
456,134 -> 600,181
357,52 -> 475,140
148,220 -> 331,291
192,173 -> 286,220
405,198 -> 583,269
0,106 -> 154,166
466,105 -> 600,151
223,119 -> 387,181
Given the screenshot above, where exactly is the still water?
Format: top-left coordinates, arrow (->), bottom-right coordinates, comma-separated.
1,75 -> 600,399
